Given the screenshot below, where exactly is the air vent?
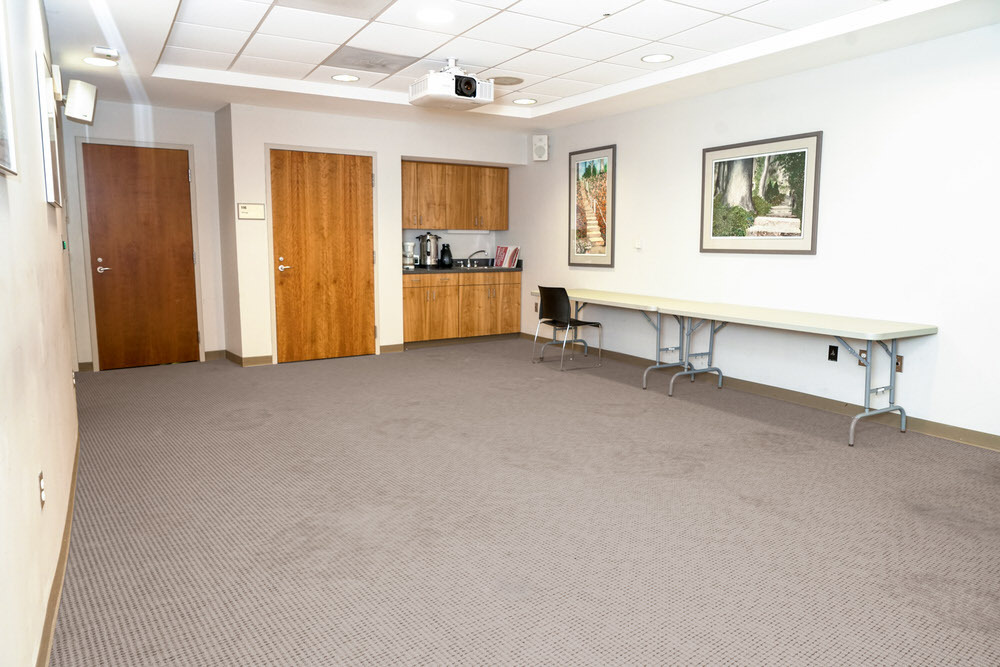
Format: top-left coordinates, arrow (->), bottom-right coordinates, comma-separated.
323,46 -> 417,74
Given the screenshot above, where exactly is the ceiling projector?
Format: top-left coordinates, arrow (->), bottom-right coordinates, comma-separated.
409,59 -> 494,109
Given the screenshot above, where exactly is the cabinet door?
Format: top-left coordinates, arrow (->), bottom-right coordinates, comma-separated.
477,166 -> 509,230
445,163 -> 477,229
403,287 -> 429,342
413,162 -> 451,229
496,283 -> 521,334
401,161 -> 423,228
427,285 -> 460,340
459,285 -> 492,337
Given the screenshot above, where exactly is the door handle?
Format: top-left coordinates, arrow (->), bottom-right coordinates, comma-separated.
96,266 -> 111,273
278,264 -> 292,272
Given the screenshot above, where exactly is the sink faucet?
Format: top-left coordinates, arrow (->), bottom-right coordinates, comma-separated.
466,249 -> 487,267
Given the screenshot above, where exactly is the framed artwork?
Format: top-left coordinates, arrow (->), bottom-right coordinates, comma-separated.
700,131 -> 822,254
569,144 -> 615,267
35,51 -> 62,206
0,3 -> 16,175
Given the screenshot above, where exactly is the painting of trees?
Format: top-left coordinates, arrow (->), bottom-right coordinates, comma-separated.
712,148 -> 807,238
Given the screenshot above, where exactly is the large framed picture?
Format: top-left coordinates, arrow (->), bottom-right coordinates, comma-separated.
569,144 -> 615,267
700,132 -> 822,254
35,51 -> 62,206
0,4 -> 16,175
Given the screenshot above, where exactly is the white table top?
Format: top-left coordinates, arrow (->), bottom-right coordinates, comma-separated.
532,288 -> 938,341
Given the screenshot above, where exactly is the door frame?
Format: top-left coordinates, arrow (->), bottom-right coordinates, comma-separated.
264,144 -> 380,364
75,137 -> 207,371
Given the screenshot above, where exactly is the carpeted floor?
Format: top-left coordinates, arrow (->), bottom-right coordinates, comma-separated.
52,338 -> 1000,665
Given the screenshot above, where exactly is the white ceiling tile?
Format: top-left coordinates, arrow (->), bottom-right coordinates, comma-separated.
475,67 -> 547,88
604,41 -> 709,69
499,51 -> 591,77
461,0 -> 518,8
167,22 -> 250,54
493,90 -> 561,106
242,34 -> 339,64
159,45 -> 236,70
276,0 -> 392,19
592,0 -> 719,40
561,61 -> 647,84
175,0 -> 270,31
303,65 -> 389,86
370,75 -> 417,92
426,37 -> 526,68
664,16 -> 783,51
666,0 -> 761,13
230,55 -> 316,78
522,77 -> 600,97
394,58 -> 486,78
733,0 -> 881,30
258,7 -> 367,44
348,22 -> 453,57
464,12 -> 577,50
538,29 -> 649,60
508,0 -> 639,27
377,0 -> 498,34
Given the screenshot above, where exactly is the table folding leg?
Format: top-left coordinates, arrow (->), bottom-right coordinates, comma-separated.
834,337 -> 906,446
668,318 -> 726,396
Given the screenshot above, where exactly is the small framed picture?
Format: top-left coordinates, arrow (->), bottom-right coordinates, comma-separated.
569,144 -> 616,268
701,132 -> 822,254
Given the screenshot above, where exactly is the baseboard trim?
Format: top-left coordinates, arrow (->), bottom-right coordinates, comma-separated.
380,344 -> 405,353
204,350 -> 226,361
36,435 -> 80,667
225,351 -> 273,367
518,333 -> 999,451
76,362 -> 93,372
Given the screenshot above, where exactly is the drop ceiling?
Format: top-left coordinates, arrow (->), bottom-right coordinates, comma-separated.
44,0 -> 1000,127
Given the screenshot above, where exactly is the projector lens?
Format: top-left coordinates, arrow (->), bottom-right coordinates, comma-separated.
455,75 -> 477,98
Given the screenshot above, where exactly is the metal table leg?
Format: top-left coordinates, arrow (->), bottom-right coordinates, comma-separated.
668,319 -> 726,396
834,336 -> 906,446
642,312 -> 686,389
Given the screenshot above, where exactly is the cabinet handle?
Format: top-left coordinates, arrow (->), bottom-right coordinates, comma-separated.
413,214 -> 416,226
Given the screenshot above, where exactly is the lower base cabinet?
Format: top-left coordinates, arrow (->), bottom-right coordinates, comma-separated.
403,271 -> 520,342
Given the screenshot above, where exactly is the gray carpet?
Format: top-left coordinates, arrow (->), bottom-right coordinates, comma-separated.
52,338 -> 1000,665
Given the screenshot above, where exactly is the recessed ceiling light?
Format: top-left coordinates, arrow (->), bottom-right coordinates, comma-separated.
332,74 -> 360,82
416,8 -> 454,24
641,53 -> 673,64
512,98 -> 536,105
83,57 -> 118,67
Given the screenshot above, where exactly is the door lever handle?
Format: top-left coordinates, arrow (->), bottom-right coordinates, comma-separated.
97,266 -> 111,273
278,264 -> 292,272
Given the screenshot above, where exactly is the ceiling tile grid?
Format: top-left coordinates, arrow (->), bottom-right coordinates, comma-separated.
155,0 -> 895,110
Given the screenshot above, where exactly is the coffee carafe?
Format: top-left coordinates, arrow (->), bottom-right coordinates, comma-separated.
439,243 -> 453,268
417,233 -> 440,267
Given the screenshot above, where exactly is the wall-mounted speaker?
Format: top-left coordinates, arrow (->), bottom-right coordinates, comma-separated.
532,134 -> 548,161
65,79 -> 97,124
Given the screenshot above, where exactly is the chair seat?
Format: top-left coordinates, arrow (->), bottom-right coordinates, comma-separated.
541,318 -> 602,328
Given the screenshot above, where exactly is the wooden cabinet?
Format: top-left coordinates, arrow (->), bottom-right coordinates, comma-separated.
458,272 -> 521,337
402,273 -> 460,342
402,271 -> 521,342
401,160 -> 508,230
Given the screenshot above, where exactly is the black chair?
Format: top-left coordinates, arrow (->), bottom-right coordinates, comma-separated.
531,286 -> 602,370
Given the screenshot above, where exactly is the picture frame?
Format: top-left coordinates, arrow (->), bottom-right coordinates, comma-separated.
0,3 -> 16,175
35,50 -> 62,206
700,131 -> 822,254
569,144 -> 615,268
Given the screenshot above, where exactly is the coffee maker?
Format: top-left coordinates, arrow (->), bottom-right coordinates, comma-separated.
416,233 -> 441,268
402,241 -> 416,270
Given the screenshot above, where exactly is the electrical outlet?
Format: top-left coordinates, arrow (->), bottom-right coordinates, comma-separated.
827,345 -> 838,361
895,355 -> 903,373
858,348 -> 868,367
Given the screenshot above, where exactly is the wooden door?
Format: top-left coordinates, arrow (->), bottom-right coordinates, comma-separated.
83,143 -> 198,370
459,286 -> 492,337
402,287 -> 429,342
477,166 -> 509,230
427,285 -> 460,339
496,284 -> 521,334
271,150 -> 375,362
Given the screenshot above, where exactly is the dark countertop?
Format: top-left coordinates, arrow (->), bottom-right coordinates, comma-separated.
404,265 -> 522,274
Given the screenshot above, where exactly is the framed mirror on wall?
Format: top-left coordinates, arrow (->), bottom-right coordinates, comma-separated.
34,50 -> 62,206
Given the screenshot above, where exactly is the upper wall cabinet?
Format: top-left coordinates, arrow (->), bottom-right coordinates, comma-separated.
402,160 -> 508,230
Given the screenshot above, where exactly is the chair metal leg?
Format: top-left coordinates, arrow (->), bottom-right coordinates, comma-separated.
597,324 -> 603,367
530,320 -> 543,363
560,325 -> 569,370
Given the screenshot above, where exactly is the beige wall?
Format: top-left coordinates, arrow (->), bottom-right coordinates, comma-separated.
63,101 -> 224,364
214,106 -> 242,356
0,0 -> 79,664
221,104 -> 529,357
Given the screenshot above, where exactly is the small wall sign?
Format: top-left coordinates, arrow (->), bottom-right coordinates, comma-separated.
237,203 -> 265,220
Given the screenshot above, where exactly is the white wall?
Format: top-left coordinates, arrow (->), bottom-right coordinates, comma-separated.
0,0 -> 79,663
223,104 -> 528,357
63,101 -> 224,363
502,24 -> 1000,436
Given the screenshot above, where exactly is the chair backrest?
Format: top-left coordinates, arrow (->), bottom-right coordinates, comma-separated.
537,286 -> 572,323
